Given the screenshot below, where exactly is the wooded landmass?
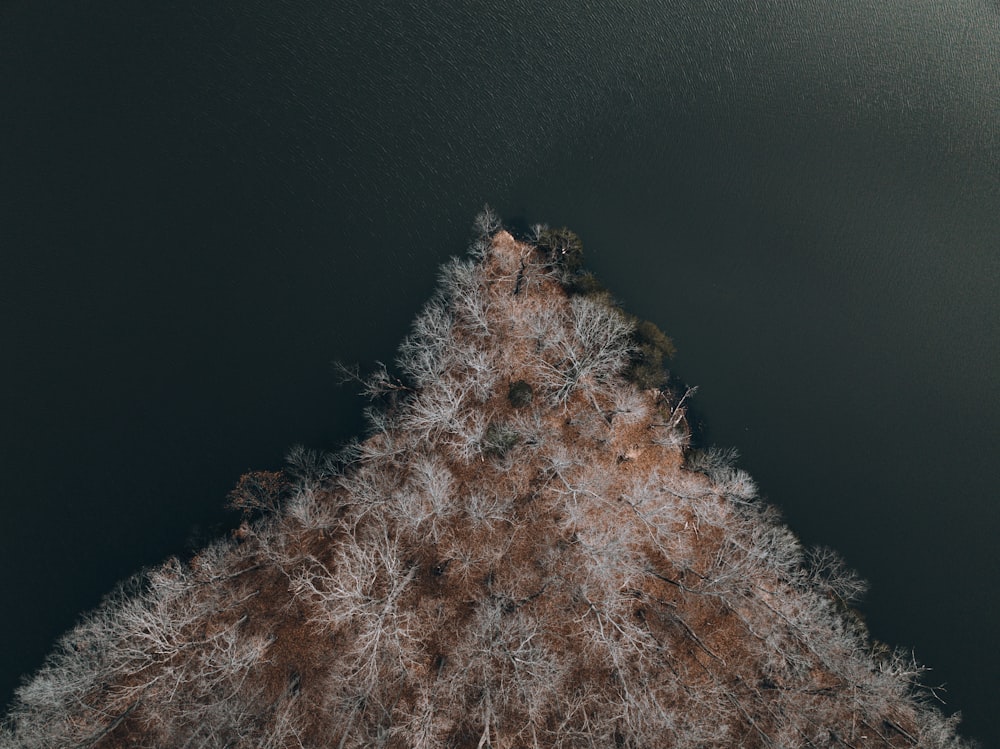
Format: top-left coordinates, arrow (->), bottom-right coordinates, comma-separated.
1,214 -> 972,748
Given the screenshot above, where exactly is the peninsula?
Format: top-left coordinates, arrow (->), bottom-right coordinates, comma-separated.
1,215 -> 971,747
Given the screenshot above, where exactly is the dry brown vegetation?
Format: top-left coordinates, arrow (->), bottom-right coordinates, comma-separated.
1,218 -> 972,748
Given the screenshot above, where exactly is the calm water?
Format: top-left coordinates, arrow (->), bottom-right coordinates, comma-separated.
2,0 -> 997,742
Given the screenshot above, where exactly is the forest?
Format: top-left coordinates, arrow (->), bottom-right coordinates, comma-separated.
0,213 -> 972,748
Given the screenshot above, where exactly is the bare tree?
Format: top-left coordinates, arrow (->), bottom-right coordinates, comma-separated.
805,544 -> 870,605
472,204 -> 502,239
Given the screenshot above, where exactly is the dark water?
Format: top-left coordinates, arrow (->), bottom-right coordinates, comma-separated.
2,0 -> 997,742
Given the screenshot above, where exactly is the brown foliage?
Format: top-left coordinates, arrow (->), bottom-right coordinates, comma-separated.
227,470 -> 289,516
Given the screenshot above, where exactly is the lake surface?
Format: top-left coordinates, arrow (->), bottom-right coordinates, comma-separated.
1,0 -> 997,743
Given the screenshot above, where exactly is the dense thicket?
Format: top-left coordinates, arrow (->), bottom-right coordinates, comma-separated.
1,218 -> 971,748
